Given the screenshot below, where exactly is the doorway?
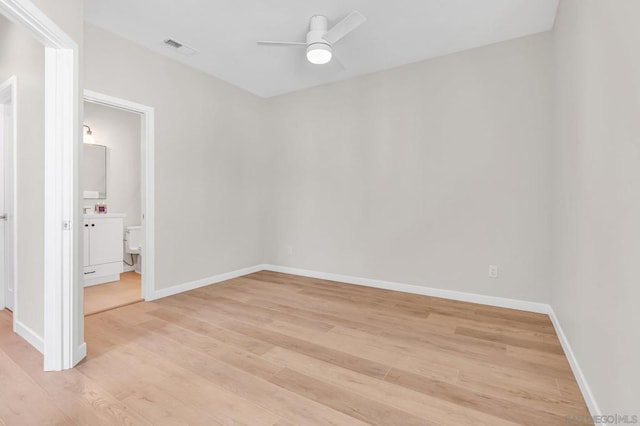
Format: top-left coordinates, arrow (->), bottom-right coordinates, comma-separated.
82,90 -> 155,313
0,76 -> 16,314
82,100 -> 142,314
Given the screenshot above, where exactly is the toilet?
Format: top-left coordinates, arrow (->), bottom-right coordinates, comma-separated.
124,225 -> 142,274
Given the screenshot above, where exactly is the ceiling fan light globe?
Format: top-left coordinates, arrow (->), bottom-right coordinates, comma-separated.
306,43 -> 332,65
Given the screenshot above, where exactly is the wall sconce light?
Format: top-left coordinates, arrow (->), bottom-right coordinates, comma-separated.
83,124 -> 95,144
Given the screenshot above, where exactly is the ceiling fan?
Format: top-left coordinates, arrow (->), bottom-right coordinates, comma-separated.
257,11 -> 366,66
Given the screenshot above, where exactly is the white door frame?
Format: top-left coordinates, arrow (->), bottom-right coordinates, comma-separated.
83,90 -> 155,302
0,76 -> 17,315
0,0 -> 80,370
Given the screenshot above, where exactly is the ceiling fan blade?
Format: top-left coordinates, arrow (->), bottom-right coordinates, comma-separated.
322,11 -> 366,45
331,54 -> 346,71
257,41 -> 306,47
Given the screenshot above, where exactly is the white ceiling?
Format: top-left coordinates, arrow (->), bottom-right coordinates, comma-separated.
84,0 -> 559,98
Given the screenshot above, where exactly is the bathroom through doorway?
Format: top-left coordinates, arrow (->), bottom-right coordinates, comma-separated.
81,91 -> 154,316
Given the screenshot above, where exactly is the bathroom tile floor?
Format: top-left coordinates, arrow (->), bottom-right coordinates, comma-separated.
84,271 -> 142,315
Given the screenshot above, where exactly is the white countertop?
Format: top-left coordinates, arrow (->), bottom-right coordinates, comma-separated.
83,213 -> 126,218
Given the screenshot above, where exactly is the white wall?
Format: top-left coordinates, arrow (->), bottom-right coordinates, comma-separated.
83,24 -> 269,291
83,101 -> 142,271
553,0 -> 640,414
0,14 -> 45,337
265,33 -> 554,303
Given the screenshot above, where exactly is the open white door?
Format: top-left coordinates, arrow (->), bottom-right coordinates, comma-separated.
0,77 -> 16,312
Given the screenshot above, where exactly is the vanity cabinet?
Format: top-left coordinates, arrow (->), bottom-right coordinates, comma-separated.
83,215 -> 124,286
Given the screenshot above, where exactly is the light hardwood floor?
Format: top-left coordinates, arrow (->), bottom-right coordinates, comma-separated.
0,271 -> 590,425
84,271 -> 142,316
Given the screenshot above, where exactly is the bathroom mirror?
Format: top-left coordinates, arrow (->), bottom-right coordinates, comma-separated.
82,143 -> 107,199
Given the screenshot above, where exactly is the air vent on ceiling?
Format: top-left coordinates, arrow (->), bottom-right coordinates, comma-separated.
163,38 -> 199,56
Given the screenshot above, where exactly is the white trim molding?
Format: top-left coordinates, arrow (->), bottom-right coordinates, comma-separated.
147,264 -> 264,301
547,307 -> 601,418
146,262 -> 549,312
73,342 -> 86,366
0,0 -> 74,47
43,46 -> 76,371
262,264 -> 550,313
14,320 -> 44,354
0,0 -> 80,371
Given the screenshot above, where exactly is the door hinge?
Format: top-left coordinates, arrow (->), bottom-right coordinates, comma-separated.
63,220 -> 72,231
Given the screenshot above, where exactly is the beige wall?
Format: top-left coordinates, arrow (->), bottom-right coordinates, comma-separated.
553,0 -> 640,414
265,33 -> 554,303
0,14 -> 45,337
83,24 -> 269,291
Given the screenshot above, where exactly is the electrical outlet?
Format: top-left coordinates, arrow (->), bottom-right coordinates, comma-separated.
286,245 -> 293,255
488,265 -> 499,279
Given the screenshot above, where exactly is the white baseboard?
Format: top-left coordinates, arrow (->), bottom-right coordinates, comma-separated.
14,319 -> 44,354
547,307 -> 601,418
262,264 -> 550,314
73,342 -> 87,366
14,319 -> 84,365
147,264 -> 265,301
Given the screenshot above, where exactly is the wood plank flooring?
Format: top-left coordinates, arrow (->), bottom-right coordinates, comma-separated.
0,271 -> 591,425
84,271 -> 142,316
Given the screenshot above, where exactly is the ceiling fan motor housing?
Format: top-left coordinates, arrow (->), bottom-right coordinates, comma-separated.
307,15 -> 331,49
306,15 -> 332,64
